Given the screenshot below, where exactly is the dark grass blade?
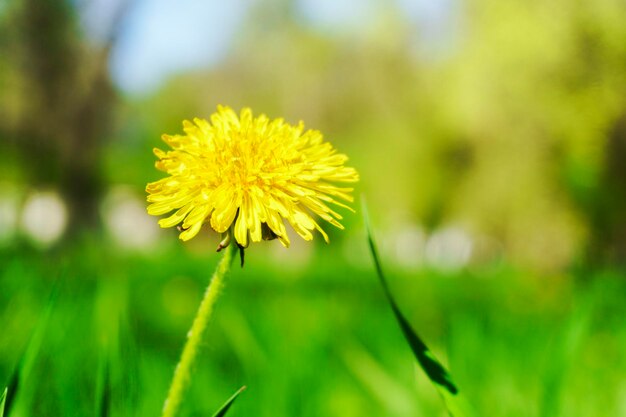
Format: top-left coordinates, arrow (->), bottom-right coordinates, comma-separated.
362,198 -> 473,417
94,279 -> 117,417
211,386 -> 246,417
94,276 -> 138,417
0,387 -> 6,417
3,367 -> 18,416
3,279 -> 62,416
95,359 -> 111,417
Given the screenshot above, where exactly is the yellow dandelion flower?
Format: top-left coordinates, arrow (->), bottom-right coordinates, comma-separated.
146,105 -> 359,251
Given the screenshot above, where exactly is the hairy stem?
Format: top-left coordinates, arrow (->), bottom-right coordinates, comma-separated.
161,244 -> 235,417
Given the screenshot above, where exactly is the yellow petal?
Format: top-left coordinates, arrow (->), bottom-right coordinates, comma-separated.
179,222 -> 203,241
158,203 -> 193,228
234,209 -> 248,247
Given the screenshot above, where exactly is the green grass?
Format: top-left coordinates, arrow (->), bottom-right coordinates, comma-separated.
212,386 -> 246,417
1,238 -> 625,416
0,387 -> 6,417
363,200 -> 474,417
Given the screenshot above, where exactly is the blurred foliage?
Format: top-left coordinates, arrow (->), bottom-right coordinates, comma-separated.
1,0 -> 625,269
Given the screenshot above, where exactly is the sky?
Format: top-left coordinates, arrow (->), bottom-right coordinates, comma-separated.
80,0 -> 455,95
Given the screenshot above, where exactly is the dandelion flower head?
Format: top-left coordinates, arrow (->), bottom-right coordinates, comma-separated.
146,106 -> 359,250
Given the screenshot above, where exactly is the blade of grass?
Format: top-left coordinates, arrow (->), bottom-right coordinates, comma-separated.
539,282 -> 595,417
94,277 -> 123,417
4,278 -> 62,416
3,367 -> 18,417
341,344 -> 420,416
94,275 -> 139,415
211,386 -> 246,417
95,358 -> 111,417
0,387 -> 7,417
362,198 -> 474,417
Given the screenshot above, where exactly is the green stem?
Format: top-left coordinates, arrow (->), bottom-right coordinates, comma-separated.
161,244 -> 235,417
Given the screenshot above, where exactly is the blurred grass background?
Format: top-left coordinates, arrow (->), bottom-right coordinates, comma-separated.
1,0 -> 625,416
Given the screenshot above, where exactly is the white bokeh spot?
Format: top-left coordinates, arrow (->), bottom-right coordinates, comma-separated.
21,191 -> 68,246
102,186 -> 161,250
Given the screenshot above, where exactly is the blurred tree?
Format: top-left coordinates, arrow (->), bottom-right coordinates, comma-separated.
426,0 -> 626,270
563,1 -> 626,267
0,0 -> 130,238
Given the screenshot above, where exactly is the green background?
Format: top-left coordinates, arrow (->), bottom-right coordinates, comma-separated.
1,0 -> 625,416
